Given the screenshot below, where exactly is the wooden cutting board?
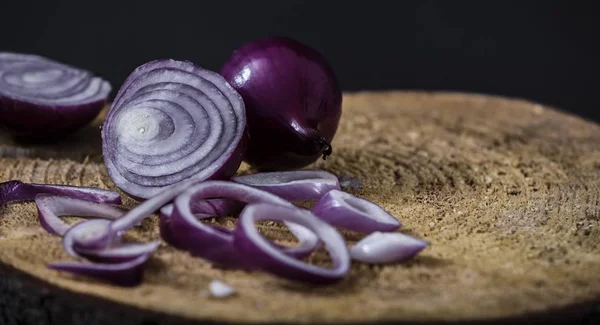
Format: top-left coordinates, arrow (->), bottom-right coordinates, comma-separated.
1,91 -> 599,325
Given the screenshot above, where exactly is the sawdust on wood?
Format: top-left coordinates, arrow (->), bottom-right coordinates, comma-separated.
1,91 -> 599,323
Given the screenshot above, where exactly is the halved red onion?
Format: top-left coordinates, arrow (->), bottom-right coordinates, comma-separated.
312,189 -> 401,234
47,253 -> 151,287
0,180 -> 121,205
101,59 -> 247,200
168,181 -> 320,268
35,194 -> 124,236
0,52 -> 111,138
231,170 -> 340,201
350,232 -> 429,264
234,203 -> 350,284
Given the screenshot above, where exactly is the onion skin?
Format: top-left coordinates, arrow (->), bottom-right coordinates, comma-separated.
220,36 -> 342,170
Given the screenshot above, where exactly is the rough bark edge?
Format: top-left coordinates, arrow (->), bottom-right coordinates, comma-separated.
1,263 -> 599,325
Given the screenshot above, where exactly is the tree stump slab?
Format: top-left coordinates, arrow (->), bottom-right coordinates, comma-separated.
1,91 -> 599,325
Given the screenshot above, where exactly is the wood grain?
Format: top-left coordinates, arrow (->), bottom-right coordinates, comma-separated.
1,91 -> 599,324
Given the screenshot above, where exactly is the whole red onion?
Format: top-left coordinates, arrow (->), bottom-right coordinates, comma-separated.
220,36 -> 342,171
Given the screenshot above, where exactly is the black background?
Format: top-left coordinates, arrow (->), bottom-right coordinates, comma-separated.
1,1 -> 597,121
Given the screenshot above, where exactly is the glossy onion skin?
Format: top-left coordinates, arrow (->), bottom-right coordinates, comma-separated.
220,36 -> 342,170
0,53 -> 111,139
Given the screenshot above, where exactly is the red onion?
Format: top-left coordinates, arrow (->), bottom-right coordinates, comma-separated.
233,203 -> 350,284
311,189 -> 401,234
47,253 -> 151,287
35,194 -> 124,236
62,219 -> 122,259
220,36 -> 342,170
0,180 -> 122,205
74,241 -> 160,264
167,181 -> 320,267
0,52 -> 111,139
231,170 -> 340,201
350,232 -> 429,264
101,59 -> 248,200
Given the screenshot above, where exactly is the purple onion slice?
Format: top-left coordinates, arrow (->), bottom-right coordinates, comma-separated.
61,217 -> 159,264
231,170 -> 340,201
0,180 -> 122,205
62,219 -> 120,259
101,59 -> 247,200
169,181 -> 320,268
0,52 -> 111,138
234,203 -> 350,284
350,232 -> 429,264
75,241 -> 160,264
312,189 -> 401,234
47,253 -> 151,287
35,194 -> 125,236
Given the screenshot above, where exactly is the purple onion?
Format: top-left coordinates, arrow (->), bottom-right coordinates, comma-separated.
231,170 -> 340,201
234,203 -> 350,284
220,36 -> 342,170
62,219 -> 121,259
168,181 -> 320,268
0,52 -> 111,139
0,180 -> 122,206
75,241 -> 160,264
47,253 -> 151,287
101,59 -> 248,200
312,190 -> 401,234
350,232 -> 429,264
35,194 -> 125,236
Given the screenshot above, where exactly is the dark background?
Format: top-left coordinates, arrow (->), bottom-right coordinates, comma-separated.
1,1 -> 597,121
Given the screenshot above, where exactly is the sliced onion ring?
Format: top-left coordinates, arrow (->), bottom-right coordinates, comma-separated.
61,217 -> 159,262
47,253 -> 151,287
311,189 -> 401,234
0,52 -> 111,138
0,180 -> 122,205
101,59 -> 247,200
62,219 -> 121,259
75,241 -> 160,264
35,194 -> 125,236
231,170 -> 340,201
233,203 -> 350,284
168,181 -> 320,267
350,232 -> 428,264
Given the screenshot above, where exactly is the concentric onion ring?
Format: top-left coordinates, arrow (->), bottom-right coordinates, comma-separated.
101,59 -> 247,199
0,52 -> 111,138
